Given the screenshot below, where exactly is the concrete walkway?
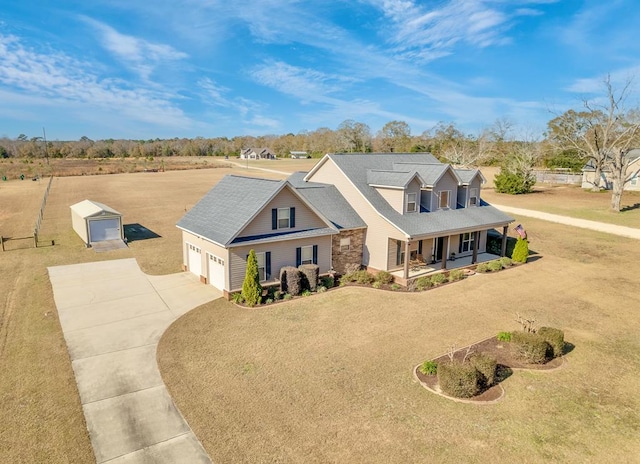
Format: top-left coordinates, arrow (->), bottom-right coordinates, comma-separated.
492,204 -> 640,240
48,258 -> 221,464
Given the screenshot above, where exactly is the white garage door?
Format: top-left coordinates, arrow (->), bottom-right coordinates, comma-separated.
89,218 -> 121,242
207,253 -> 225,290
187,243 -> 202,277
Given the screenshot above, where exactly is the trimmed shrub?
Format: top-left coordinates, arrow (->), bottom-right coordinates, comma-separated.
301,289 -> 312,297
469,353 -> 497,387
494,170 -> 536,194
317,285 -> 327,293
419,360 -> 438,376
430,273 -> 447,286
390,283 -> 401,291
512,236 -> 529,263
320,275 -> 334,289
375,270 -> 394,285
274,290 -> 282,300
299,264 -> 320,291
354,270 -> 375,284
231,293 -> 244,304
497,331 -> 512,342
499,257 -> 513,268
280,266 -> 302,296
265,298 -> 273,305
241,249 -> 262,307
511,332 -> 551,364
476,263 -> 490,273
538,327 -> 565,358
282,293 -> 292,300
437,361 -> 480,398
372,281 -> 382,289
448,269 -> 465,282
415,276 -> 433,291
488,260 -> 503,272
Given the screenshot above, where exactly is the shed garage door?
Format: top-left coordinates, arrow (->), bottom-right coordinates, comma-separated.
207,253 -> 225,290
187,243 -> 202,277
89,218 -> 121,242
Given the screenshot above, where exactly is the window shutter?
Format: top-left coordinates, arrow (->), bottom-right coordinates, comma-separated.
290,207 -> 296,228
418,240 -> 423,255
265,252 -> 271,280
312,245 -> 318,264
459,235 -> 463,253
272,208 -> 277,230
296,247 -> 302,267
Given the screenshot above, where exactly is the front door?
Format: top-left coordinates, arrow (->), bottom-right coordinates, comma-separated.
435,237 -> 444,261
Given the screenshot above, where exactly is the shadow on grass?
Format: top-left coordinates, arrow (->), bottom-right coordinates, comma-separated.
123,223 -> 161,242
620,203 -> 640,212
563,342 -> 575,355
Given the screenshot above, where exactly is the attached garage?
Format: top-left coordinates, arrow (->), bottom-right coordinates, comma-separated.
70,200 -> 124,246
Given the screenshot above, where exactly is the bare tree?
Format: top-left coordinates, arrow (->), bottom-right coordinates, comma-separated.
442,129 -> 494,167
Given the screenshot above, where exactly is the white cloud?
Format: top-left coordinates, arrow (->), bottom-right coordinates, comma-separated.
0,34 -> 192,130
79,16 -> 187,79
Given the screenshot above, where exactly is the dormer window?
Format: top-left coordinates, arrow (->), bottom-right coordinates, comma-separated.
469,188 -> 478,206
439,190 -> 450,209
406,193 -> 417,213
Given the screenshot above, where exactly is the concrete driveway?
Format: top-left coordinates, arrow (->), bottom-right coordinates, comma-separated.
48,258 -> 221,464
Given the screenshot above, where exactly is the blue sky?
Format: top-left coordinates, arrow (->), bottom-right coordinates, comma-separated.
1,0 -> 639,141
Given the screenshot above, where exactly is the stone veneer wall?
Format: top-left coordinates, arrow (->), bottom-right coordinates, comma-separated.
332,229 -> 365,274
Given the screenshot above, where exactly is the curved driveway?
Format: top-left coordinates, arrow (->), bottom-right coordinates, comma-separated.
48,258 -> 221,464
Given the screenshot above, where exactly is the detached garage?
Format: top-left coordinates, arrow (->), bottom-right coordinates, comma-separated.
70,200 -> 124,246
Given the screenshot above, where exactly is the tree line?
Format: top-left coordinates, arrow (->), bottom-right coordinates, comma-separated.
2,76 -> 638,211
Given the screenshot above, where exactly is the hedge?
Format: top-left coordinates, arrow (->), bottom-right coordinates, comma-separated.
437,361 -> 480,398
280,266 -> 302,296
469,353 -> 497,388
537,327 -> 565,358
511,332 -> 551,364
298,264 -> 319,291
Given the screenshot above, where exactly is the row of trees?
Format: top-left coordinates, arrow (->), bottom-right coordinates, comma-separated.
2,76 -> 638,211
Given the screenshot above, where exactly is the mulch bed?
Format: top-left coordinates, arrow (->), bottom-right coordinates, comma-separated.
415,336 -> 564,403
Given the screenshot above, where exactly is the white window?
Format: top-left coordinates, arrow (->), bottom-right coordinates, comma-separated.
460,233 -> 475,253
278,208 -> 290,229
301,245 -> 313,265
439,190 -> 450,209
406,192 -> 417,213
255,252 -> 266,281
189,244 -> 201,253
469,188 -> 478,206
209,254 -> 224,266
340,237 -> 350,252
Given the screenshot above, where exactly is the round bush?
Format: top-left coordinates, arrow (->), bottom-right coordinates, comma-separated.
537,326 -> 565,358
511,332 -> 551,364
298,264 -> 319,291
437,361 -> 480,398
375,270 -> 394,285
430,273 -> 446,286
487,260 -> 503,272
469,353 -> 497,387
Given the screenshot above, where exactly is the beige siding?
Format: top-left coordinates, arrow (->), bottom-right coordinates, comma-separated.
307,158 -> 404,270
432,170 -> 459,210
375,187 -> 404,213
228,235 -> 332,291
238,186 -> 327,239
182,231 -> 230,287
71,210 -> 88,244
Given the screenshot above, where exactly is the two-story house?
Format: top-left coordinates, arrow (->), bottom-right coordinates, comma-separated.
177,153 -> 513,296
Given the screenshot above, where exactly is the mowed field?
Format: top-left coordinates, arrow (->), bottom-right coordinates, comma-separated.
0,161 -> 304,463
1,157 -> 639,463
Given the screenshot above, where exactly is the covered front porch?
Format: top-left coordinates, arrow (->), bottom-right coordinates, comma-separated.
390,251 -> 498,281
388,225 -> 509,281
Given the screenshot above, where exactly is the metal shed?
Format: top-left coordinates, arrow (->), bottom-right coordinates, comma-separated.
70,200 -> 123,246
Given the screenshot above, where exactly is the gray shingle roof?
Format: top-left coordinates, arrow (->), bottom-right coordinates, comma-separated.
367,170 -> 417,187
322,153 -> 513,237
455,168 -> 483,184
391,163 -> 450,186
287,172 -> 366,230
177,175 -> 286,246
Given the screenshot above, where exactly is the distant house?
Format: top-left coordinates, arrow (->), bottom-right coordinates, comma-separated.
177,153 -> 513,296
582,148 -> 640,191
240,148 -> 276,160
290,151 -> 310,159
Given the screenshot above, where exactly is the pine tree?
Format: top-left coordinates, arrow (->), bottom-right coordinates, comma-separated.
242,249 -> 262,306
512,237 -> 529,263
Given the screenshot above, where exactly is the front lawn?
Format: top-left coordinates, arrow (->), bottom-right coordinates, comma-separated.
158,217 -> 640,463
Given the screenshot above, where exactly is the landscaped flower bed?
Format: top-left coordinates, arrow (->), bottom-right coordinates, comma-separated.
415,325 -> 567,403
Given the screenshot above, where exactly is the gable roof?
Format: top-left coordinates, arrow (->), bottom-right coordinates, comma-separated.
70,200 -> 121,219
455,168 -> 486,185
177,175 -> 340,246
306,153 -> 512,237
287,172 -> 366,230
367,169 -> 423,188
391,162 -> 458,186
